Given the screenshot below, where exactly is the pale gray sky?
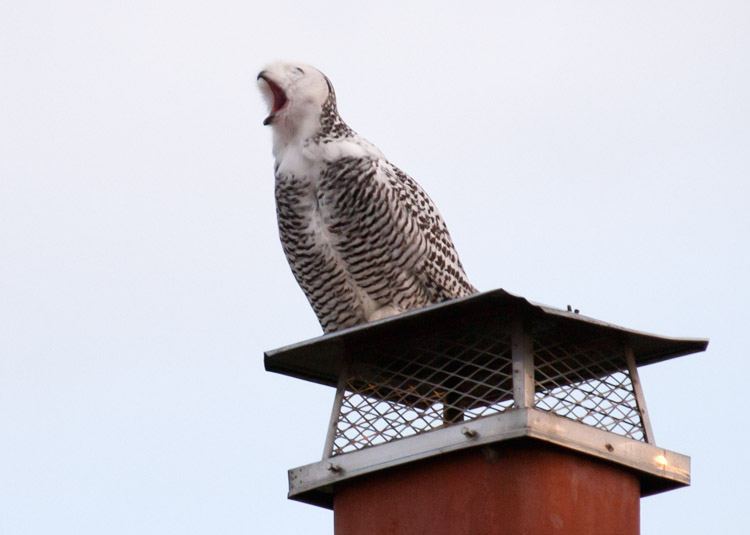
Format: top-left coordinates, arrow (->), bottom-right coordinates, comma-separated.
1,1 -> 748,534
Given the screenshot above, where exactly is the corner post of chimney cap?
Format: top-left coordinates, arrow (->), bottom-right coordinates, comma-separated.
322,361 -> 349,460
511,316 -> 534,409
625,345 -> 656,444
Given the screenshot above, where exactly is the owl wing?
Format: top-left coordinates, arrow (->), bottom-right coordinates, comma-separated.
319,156 -> 476,313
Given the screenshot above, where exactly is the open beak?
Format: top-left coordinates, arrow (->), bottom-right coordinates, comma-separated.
257,72 -> 288,126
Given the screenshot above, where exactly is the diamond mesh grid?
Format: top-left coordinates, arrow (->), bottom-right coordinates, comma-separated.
331,330 -> 513,456
532,333 -> 645,441
327,321 -> 649,457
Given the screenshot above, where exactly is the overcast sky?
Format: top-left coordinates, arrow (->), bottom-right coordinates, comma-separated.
1,1 -> 748,534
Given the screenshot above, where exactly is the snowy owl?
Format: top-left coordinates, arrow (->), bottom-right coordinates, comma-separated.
258,61 -> 476,333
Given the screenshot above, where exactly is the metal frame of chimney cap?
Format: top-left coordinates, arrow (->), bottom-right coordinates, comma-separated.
287,408 -> 691,509
264,289 -> 708,509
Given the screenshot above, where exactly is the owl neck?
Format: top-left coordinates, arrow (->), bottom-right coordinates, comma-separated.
271,108 -> 324,160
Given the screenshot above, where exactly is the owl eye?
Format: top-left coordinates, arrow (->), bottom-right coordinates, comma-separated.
293,66 -> 305,75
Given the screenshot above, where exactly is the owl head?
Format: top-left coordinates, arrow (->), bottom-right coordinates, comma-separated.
257,62 -> 335,137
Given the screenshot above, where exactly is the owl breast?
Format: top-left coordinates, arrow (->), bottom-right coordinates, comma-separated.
275,168 -> 385,332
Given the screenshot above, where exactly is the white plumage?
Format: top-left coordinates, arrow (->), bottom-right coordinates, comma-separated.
258,61 -> 476,333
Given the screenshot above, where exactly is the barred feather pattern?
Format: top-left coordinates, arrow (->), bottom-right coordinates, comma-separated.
275,154 -> 476,333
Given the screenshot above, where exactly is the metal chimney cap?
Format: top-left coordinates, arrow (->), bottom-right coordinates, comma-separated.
264,289 -> 708,387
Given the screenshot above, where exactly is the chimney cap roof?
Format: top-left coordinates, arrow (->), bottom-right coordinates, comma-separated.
264,289 -> 708,387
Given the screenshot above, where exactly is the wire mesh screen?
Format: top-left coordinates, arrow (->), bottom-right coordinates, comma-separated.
532,333 -> 646,441
326,322 -> 649,457
330,330 -> 514,456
